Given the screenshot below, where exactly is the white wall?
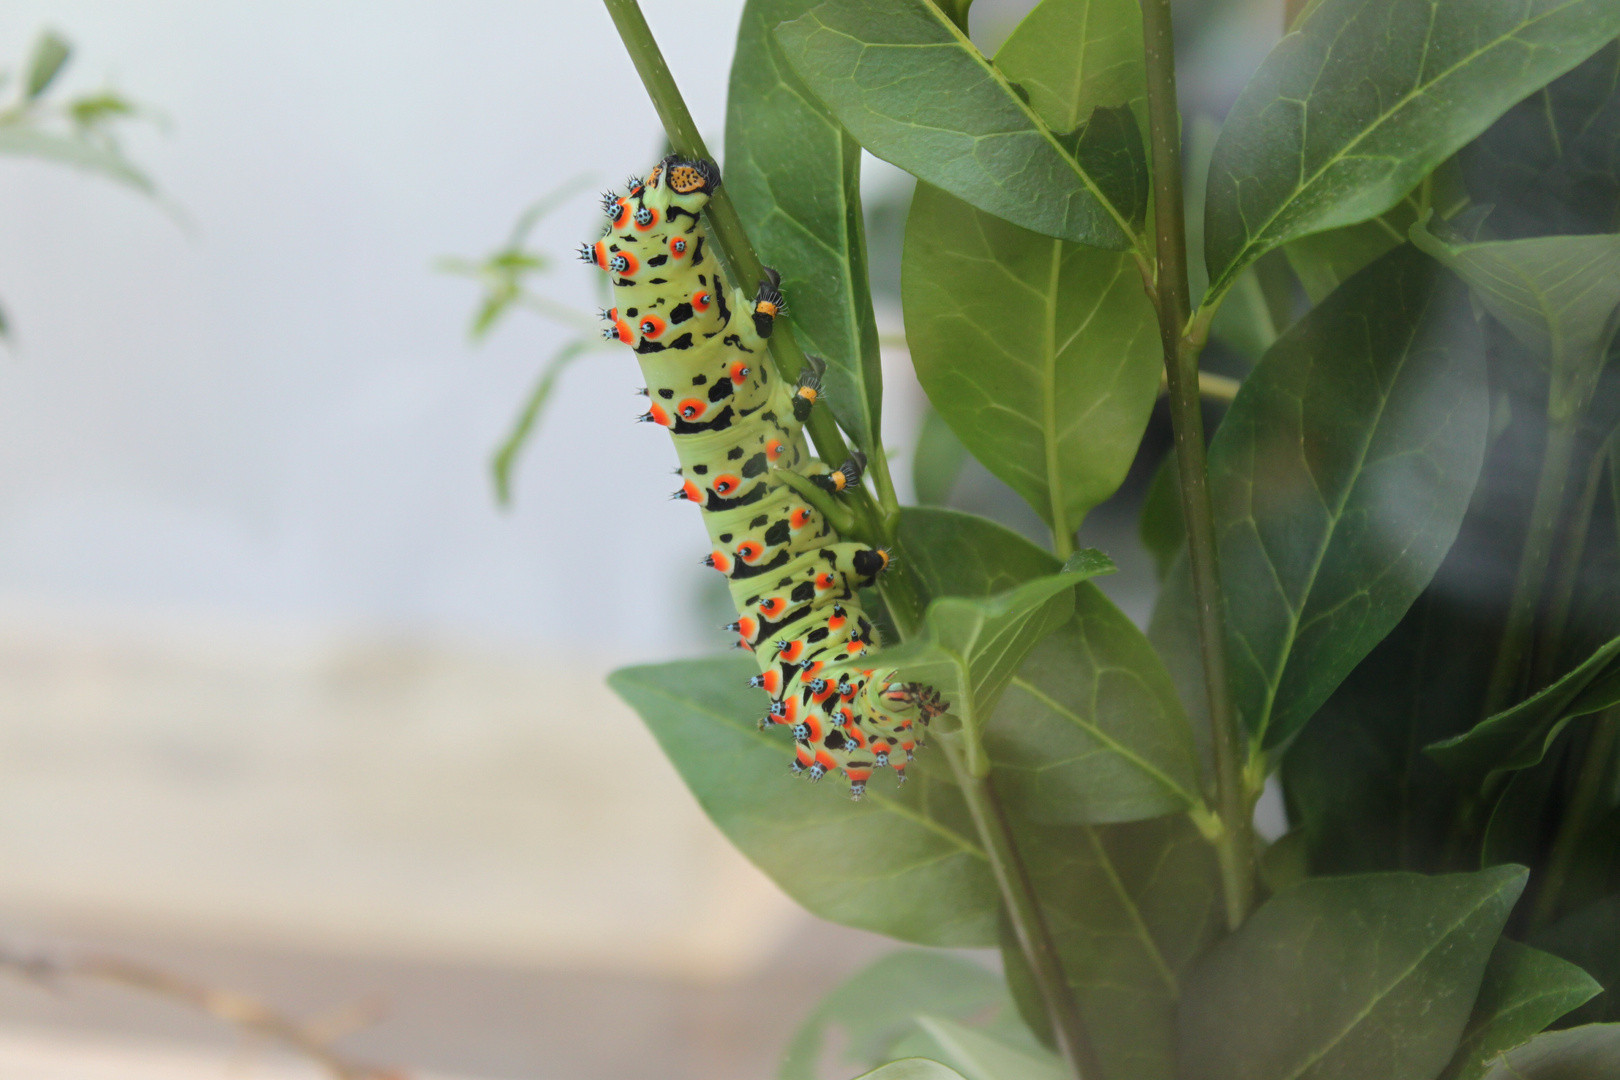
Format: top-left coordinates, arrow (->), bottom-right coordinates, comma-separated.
0,0 -> 758,658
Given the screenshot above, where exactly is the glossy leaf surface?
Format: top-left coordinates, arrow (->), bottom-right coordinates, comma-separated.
775,0 -> 1141,249
727,0 -> 884,451
1202,0 -> 1620,300
1178,868 -> 1528,1080
900,0 -> 1158,538
611,658 -> 996,946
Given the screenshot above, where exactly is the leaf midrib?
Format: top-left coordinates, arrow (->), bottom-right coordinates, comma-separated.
1215,0 -> 1595,295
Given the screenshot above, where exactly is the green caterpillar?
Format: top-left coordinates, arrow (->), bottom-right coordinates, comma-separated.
581,155 -> 945,799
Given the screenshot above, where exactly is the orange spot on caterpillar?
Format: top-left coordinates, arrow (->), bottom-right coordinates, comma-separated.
614,319 -> 633,344
589,241 -> 609,270
815,572 -> 837,591
778,639 -> 805,664
707,550 -> 731,574
729,360 -> 750,383
712,473 -> 742,496
765,440 -> 785,461
680,479 -> 702,503
756,300 -> 780,318
735,540 -> 763,564
762,669 -> 780,695
633,205 -> 660,231
802,660 -> 823,678
694,291 -> 712,312
647,403 -> 670,427
790,507 -> 813,530
814,749 -> 837,772
611,198 -> 630,229
759,596 -> 788,618
640,314 -> 667,339
669,236 -> 688,258
795,385 -> 818,405
608,250 -> 639,275
676,397 -> 705,420
737,616 -> 758,641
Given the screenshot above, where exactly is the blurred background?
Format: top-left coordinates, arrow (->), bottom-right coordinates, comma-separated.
0,1 -> 1281,1077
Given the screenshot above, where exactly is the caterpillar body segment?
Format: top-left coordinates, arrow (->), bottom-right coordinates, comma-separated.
587,155 -> 944,798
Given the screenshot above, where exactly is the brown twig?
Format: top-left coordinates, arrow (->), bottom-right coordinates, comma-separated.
0,945 -> 404,1080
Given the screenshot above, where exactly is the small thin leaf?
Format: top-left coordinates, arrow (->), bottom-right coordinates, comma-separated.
852,1061 -> 971,1080
914,1015 -> 1066,1080
491,339 -> 595,506
1426,633 -> 1620,792
0,127 -> 153,193
24,31 -> 71,101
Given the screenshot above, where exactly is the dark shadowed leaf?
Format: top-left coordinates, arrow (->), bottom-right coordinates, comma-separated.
1139,451 -> 1184,582
1479,1023 -> 1620,1080
1461,42 -> 1620,239
779,951 -> 1011,1080
610,658 -> 998,946
1439,940 -> 1600,1080
1202,0 -> 1620,301
726,0 -> 884,452
1427,633 -> 1620,792
1178,868 -> 1528,1080
774,0 -> 1142,249
1190,245 -> 1488,750
1533,896 -> 1620,1026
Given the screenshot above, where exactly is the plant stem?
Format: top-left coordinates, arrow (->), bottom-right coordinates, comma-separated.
940,734 -> 1102,1080
1139,0 -> 1255,930
1530,708 -> 1619,929
600,0 -> 925,633
1535,432 -> 1614,688
1484,412 -> 1582,717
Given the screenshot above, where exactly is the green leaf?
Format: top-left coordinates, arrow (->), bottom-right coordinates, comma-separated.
24,30 -> 71,101
914,1015 -> 1066,1080
912,406 -> 970,506
491,339 -> 595,507
1439,940 -> 1601,1080
610,658 -> 998,946
1201,0 -> 1620,302
902,181 -> 1159,540
1480,1023 -> 1620,1080
901,507 -> 1204,822
1191,244 -> 1488,750
1014,815 -> 1225,1080
1410,221 -> 1620,412
1460,41 -> 1620,239
726,0 -> 885,452
1177,867 -> 1529,1080
1426,633 -> 1620,791
774,0 -> 1142,250
896,0 -> 1156,535
779,951 -> 1010,1080
0,127 -> 153,193
851,1061 -> 971,1080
